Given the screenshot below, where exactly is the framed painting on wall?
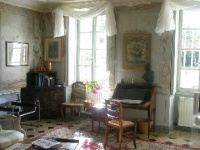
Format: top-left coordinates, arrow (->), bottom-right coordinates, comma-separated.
44,38 -> 62,62
123,33 -> 151,70
6,41 -> 29,66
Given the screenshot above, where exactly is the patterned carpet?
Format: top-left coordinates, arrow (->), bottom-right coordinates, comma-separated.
21,117 -> 200,149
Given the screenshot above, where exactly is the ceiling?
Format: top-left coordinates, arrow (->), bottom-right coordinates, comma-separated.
0,0 -> 162,12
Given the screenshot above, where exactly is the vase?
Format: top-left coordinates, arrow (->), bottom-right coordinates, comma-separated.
47,62 -> 52,71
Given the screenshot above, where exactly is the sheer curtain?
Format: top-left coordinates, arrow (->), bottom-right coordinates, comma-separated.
53,1 -> 116,38
155,0 -> 200,35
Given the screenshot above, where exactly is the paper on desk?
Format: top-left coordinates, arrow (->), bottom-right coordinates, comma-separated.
113,99 -> 142,104
5,143 -> 31,150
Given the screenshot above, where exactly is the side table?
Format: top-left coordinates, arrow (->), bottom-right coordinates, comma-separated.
91,103 -> 105,131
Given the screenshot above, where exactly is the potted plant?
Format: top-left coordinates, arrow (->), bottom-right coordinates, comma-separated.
83,81 -> 101,111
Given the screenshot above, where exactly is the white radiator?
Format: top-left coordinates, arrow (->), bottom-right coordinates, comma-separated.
178,97 -> 195,127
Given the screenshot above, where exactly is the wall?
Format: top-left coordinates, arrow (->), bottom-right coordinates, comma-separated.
0,3 -> 43,91
115,4 -> 174,130
0,4 -> 66,91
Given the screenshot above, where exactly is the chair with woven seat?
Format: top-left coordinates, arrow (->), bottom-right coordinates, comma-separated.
61,81 -> 86,123
0,114 -> 25,149
104,99 -> 137,149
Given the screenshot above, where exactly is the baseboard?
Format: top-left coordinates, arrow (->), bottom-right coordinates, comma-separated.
154,125 -> 174,133
154,124 -> 200,133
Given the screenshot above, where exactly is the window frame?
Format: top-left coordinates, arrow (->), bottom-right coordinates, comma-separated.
76,14 -> 107,82
177,10 -> 200,93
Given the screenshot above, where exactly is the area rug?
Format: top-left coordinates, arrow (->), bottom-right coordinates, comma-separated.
33,126 -> 199,150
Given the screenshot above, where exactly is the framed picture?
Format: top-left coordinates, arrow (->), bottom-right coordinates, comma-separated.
6,41 -> 29,66
123,33 -> 151,70
44,38 -> 62,62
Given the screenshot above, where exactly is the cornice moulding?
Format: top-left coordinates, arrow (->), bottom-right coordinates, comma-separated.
0,0 -> 163,12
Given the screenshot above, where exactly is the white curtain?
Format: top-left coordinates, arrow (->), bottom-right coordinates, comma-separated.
53,1 -> 116,38
155,0 -> 200,35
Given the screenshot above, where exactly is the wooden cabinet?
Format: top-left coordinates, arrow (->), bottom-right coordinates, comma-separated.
21,87 -> 66,119
27,71 -> 57,87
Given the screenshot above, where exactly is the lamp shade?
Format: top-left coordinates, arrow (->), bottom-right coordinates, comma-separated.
194,92 -> 200,115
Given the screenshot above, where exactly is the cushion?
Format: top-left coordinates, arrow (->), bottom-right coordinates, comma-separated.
0,130 -> 24,149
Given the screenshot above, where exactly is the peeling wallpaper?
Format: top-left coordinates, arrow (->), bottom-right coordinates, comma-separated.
0,3 -> 43,91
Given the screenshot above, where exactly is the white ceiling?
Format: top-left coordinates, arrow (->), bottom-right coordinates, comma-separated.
0,0 -> 162,12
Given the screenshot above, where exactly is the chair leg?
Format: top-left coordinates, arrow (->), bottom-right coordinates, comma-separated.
116,129 -> 119,142
104,124 -> 108,148
92,120 -> 94,131
133,125 -> 137,149
118,128 -> 123,150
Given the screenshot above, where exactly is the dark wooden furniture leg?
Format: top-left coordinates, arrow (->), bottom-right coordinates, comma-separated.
148,108 -> 150,139
61,105 -> 65,118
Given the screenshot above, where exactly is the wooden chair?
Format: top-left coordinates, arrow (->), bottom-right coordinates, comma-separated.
104,100 -> 137,149
61,81 -> 86,123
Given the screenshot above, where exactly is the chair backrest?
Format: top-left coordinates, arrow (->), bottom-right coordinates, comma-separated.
105,100 -> 122,127
71,81 -> 86,102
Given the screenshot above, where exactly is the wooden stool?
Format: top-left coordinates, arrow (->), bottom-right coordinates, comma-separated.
91,103 -> 105,130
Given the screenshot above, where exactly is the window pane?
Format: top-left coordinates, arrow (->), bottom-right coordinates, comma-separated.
96,15 -> 106,32
96,33 -> 107,49
183,11 -> 200,28
180,69 -> 199,89
79,50 -> 92,65
80,18 -> 92,32
181,50 -> 200,68
182,30 -> 200,48
79,66 -> 92,81
181,51 -> 192,67
96,66 -> 107,82
80,33 -> 92,49
193,51 -> 200,68
96,50 -> 106,66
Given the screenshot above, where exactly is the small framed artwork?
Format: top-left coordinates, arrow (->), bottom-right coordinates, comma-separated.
123,33 -> 151,70
44,38 -> 62,62
6,41 -> 29,66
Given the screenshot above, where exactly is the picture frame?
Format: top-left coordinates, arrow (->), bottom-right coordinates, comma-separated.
123,33 -> 151,70
44,38 -> 62,62
6,41 -> 29,66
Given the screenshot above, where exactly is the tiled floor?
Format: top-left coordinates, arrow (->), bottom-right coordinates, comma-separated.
21,116 -> 200,149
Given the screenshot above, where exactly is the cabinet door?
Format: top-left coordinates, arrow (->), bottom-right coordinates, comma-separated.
21,87 -> 66,119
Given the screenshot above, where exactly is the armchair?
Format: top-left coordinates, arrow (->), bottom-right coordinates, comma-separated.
11,100 -> 40,122
0,114 -> 25,149
0,99 -> 40,128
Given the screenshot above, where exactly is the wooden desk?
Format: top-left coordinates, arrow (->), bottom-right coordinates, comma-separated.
111,83 -> 157,138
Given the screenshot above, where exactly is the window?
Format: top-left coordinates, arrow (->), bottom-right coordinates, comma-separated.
178,10 -> 200,92
77,15 -> 107,83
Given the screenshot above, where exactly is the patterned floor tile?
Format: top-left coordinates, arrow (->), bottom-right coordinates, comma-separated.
21,118 -> 200,149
